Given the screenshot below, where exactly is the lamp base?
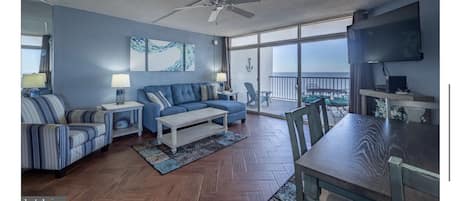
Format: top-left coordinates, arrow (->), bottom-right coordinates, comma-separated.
116,89 -> 125,105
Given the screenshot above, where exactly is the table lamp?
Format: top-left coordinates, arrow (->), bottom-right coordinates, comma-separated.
111,74 -> 130,105
216,72 -> 227,91
22,73 -> 46,97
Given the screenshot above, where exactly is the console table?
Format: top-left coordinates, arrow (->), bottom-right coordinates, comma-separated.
101,101 -> 143,138
359,89 -> 434,118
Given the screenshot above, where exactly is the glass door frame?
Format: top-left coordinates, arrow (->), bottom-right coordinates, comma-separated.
228,17 -> 350,118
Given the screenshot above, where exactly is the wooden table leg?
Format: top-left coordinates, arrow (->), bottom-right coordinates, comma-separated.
137,108 -> 143,136
295,164 -> 304,201
157,120 -> 163,144
171,127 -> 177,154
361,95 -> 367,115
224,113 -> 228,133
304,173 -> 320,201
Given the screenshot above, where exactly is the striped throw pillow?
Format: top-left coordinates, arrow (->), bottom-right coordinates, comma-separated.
208,85 -> 218,100
146,91 -> 172,111
201,85 -> 209,101
201,85 -> 218,101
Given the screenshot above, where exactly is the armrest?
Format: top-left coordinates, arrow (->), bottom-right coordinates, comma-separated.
21,123 -> 69,170
142,102 -> 161,133
67,109 -> 112,143
67,109 -> 111,124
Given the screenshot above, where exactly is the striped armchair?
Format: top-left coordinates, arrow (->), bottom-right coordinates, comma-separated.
21,94 -> 112,177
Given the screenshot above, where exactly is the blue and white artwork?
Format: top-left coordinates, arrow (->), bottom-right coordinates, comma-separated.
148,39 -> 184,72
184,44 -> 195,71
130,37 -> 146,71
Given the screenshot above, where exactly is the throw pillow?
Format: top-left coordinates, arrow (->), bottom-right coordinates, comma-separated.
208,84 -> 218,100
200,85 -> 209,101
146,91 -> 172,111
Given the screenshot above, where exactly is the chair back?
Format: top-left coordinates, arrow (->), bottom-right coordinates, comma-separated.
388,100 -> 439,124
21,94 -> 67,124
244,82 -> 256,100
285,98 -> 329,161
388,156 -> 439,201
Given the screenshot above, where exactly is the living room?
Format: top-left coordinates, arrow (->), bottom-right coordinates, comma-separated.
3,0 -> 467,200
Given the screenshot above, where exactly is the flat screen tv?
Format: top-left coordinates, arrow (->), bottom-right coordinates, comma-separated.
347,2 -> 423,64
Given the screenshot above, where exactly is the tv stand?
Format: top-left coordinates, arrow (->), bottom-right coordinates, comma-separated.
359,89 -> 434,117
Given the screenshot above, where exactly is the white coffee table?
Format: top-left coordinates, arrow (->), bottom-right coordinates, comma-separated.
156,107 -> 228,154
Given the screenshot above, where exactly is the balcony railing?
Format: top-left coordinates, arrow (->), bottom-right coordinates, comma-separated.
269,75 -> 350,101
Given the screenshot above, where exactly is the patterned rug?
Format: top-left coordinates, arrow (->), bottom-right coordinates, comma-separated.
269,176 -> 350,201
269,176 -> 296,201
132,131 -> 247,175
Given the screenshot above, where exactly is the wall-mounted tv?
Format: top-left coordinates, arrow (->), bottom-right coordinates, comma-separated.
347,2 -> 423,64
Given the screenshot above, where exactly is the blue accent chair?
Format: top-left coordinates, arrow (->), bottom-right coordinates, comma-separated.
21,94 -> 112,177
137,83 -> 247,133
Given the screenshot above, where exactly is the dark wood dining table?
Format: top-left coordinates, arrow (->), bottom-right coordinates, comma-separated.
295,113 -> 439,201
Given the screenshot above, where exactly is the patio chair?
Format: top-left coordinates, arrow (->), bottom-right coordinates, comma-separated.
244,82 -> 271,106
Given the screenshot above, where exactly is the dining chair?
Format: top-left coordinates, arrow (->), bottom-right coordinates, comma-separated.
388,156 -> 440,201
387,100 -> 439,124
285,98 -> 331,201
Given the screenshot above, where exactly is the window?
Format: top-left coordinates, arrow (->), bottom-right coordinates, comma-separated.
301,17 -> 353,38
230,34 -> 258,47
260,26 -> 298,43
21,35 -> 43,75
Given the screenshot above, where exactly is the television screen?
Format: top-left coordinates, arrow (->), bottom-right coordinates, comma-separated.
347,2 -> 423,64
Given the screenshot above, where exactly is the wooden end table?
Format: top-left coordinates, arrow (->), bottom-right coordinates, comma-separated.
101,101 -> 143,138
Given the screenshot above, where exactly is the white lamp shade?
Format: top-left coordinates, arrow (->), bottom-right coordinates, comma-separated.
22,73 -> 46,88
216,73 -> 227,82
111,74 -> 130,88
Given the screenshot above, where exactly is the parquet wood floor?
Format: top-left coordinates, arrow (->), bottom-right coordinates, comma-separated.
22,114 -> 333,201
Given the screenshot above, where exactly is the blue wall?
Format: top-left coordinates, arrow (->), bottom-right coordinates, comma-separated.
369,0 -> 439,101
52,6 -> 223,109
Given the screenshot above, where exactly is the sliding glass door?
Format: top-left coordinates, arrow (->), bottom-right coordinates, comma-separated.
230,48 -> 258,112
260,44 -> 298,116
301,38 -> 350,124
229,17 -> 352,119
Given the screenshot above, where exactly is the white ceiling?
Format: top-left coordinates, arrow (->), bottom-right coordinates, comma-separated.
47,0 -> 391,37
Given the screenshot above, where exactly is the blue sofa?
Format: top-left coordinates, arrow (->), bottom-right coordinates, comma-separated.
138,83 -> 246,133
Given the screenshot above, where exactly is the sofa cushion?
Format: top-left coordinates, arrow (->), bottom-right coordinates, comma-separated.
171,84 -> 197,105
68,123 -> 106,148
144,85 -> 174,105
160,106 -> 187,116
204,100 -> 246,113
178,102 -> 208,111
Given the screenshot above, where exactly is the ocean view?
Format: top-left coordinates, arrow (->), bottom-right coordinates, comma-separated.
271,72 -> 350,78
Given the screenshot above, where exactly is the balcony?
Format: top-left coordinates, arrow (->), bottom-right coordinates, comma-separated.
244,75 -> 350,125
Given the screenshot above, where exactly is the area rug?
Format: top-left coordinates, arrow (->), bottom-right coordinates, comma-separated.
269,176 -> 350,201
132,131 -> 247,175
269,176 -> 296,201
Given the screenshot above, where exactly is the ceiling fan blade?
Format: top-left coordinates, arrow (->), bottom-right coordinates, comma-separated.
152,0 -> 205,23
208,8 -> 223,22
174,4 -> 211,11
226,0 -> 260,5
227,6 -> 254,18
33,0 -> 54,5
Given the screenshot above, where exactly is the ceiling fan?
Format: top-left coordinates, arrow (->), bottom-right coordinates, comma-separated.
152,0 -> 260,24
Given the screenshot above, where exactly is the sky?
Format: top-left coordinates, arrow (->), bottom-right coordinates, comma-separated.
272,38 -> 349,73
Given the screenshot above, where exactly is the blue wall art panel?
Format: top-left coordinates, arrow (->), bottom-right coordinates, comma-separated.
184,44 -> 195,71
148,39 -> 184,72
130,37 -> 146,71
